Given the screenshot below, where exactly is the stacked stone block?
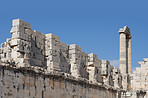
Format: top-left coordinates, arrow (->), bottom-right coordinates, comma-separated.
69,44 -> 88,79
29,30 -> 45,67
101,60 -> 113,86
45,33 -> 61,71
131,58 -> 148,91
59,41 -> 70,73
10,19 -> 32,67
0,19 -> 125,91
0,40 -> 12,62
87,53 -> 103,83
10,19 -> 45,67
45,33 -> 70,73
113,68 -> 122,89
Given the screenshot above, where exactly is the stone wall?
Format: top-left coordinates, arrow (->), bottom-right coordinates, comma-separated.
0,19 -> 123,89
0,65 -> 118,98
131,58 -> 148,91
130,58 -> 148,98
0,19 -> 147,98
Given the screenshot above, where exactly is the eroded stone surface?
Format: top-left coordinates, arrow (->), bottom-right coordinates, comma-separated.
0,19 -> 147,98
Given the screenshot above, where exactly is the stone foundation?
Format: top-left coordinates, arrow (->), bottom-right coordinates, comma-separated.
0,64 -> 118,98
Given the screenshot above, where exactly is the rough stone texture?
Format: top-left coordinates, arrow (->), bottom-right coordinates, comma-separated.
131,58 -> 148,92
0,65 -> 118,98
0,19 -> 147,98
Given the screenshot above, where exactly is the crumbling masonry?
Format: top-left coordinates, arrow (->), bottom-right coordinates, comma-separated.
0,19 -> 147,98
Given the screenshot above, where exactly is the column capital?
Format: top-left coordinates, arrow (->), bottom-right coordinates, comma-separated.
119,26 -> 131,37
119,28 -> 126,35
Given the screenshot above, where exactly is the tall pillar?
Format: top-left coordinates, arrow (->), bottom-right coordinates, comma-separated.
119,26 -> 132,75
128,37 -> 132,75
119,31 -> 127,75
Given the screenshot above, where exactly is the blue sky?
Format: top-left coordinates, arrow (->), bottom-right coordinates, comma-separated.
0,0 -> 148,71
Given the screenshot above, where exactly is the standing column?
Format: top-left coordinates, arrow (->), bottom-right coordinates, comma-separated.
128,37 -> 132,75
119,31 -> 127,75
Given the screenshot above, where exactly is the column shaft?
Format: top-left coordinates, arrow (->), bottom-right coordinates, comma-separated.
128,38 -> 132,75
119,33 -> 127,75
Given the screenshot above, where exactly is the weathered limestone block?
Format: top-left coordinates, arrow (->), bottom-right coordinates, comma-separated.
12,19 -> 31,29
46,61 -> 61,71
46,55 -> 60,63
45,33 -> 61,72
108,65 -> 114,86
45,49 -> 58,57
69,44 -> 81,50
25,29 -> 34,36
0,41 -> 12,62
46,33 -> 59,41
34,53 -> 45,61
87,65 -> 103,83
69,44 -> 88,79
88,53 -> 101,66
131,58 -> 148,91
10,25 -> 25,34
122,74 -> 128,90
87,53 -> 103,83
100,60 -> 115,87
59,41 -> 70,73
34,30 -> 45,42
12,41 -> 31,53
11,50 -> 24,59
101,60 -> 109,76
10,39 -> 20,46
45,37 -> 60,51
113,68 -> 122,89
10,19 -> 32,44
11,30 -> 31,41
88,53 -> 98,61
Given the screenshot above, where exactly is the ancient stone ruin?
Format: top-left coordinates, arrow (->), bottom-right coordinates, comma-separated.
0,19 -> 147,98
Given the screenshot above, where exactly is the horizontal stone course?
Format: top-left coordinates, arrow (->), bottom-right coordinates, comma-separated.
0,19 -> 147,98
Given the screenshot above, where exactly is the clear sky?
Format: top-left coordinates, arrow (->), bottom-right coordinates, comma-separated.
0,0 -> 148,71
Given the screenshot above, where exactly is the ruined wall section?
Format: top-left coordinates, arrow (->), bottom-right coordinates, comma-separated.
87,53 -> 102,83
69,44 -> 89,79
131,58 -> 148,92
10,19 -> 45,67
0,19 -> 123,90
45,34 -> 70,73
127,58 -> 148,98
0,65 -> 119,98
